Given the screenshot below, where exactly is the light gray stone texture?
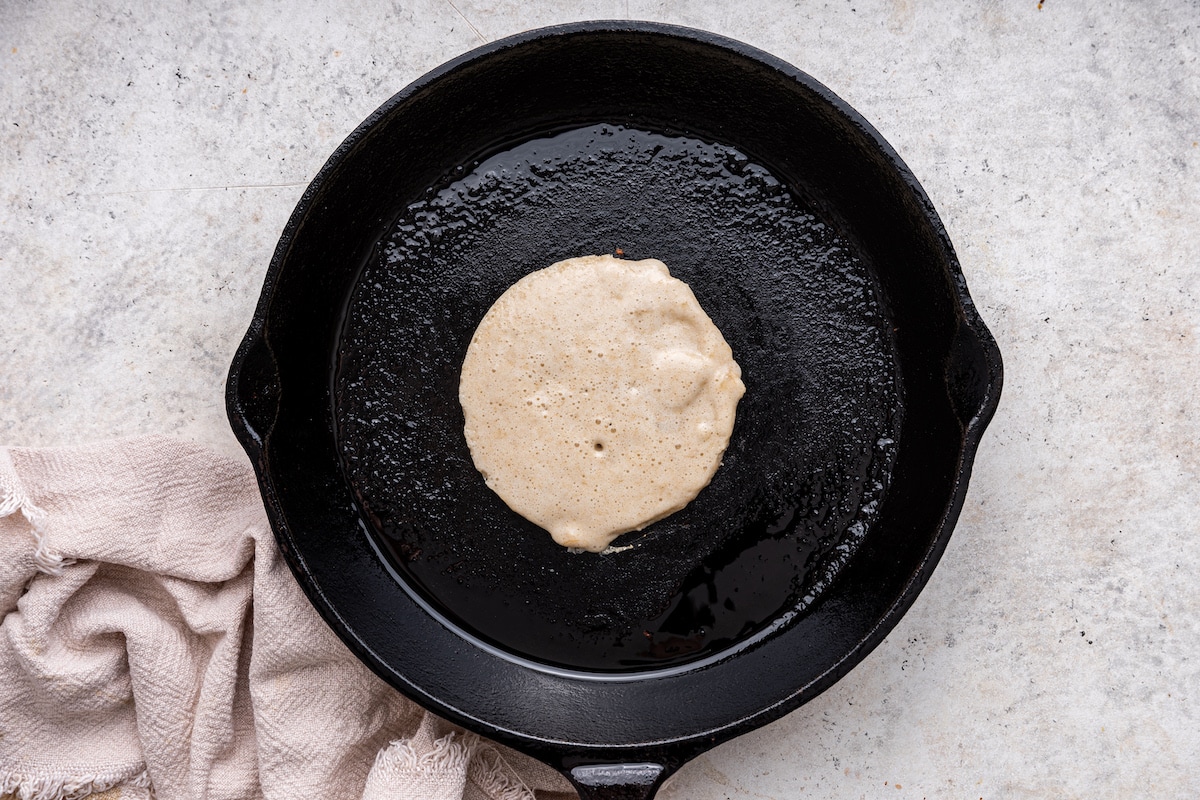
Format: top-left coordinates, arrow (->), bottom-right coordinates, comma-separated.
3,1 -> 1198,797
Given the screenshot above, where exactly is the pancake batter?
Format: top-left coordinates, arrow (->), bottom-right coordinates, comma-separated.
459,254 -> 744,552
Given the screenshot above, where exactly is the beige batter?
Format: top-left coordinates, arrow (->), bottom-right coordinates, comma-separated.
459,254 -> 745,552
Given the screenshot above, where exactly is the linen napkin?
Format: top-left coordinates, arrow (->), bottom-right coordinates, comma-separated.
0,436 -> 576,800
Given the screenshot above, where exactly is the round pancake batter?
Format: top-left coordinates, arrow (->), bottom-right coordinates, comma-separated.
459,254 -> 745,552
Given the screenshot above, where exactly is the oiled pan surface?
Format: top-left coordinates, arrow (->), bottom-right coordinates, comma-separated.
334,123 -> 900,672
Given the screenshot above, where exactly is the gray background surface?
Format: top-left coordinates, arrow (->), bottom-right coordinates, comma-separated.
3,2 -> 1198,797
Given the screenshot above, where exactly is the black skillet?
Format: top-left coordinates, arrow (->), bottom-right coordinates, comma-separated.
227,21 -> 1002,799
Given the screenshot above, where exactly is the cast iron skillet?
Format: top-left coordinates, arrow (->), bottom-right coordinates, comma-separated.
227,21 -> 1002,799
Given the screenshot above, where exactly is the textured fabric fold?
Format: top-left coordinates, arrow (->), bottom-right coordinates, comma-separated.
0,436 -> 575,800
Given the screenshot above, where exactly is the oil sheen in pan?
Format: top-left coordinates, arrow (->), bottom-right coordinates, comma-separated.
334,124 -> 902,673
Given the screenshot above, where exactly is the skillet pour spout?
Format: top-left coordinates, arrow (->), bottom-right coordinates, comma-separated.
227,21 -> 1002,799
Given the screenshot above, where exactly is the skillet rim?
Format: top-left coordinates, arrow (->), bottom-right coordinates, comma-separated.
226,19 -> 1003,759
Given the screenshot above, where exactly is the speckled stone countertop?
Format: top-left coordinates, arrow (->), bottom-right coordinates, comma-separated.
2,2 -> 1198,797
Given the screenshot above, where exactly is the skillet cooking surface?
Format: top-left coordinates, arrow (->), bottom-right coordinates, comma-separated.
335,124 -> 901,672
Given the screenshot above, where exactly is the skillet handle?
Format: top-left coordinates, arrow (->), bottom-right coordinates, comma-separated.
567,763 -> 668,800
